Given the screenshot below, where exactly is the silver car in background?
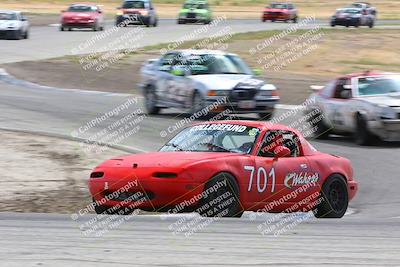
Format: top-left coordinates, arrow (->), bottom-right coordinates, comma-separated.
305,72 -> 400,145
139,50 -> 279,119
0,10 -> 29,40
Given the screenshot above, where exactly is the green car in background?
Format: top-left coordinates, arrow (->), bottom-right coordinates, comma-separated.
177,0 -> 212,24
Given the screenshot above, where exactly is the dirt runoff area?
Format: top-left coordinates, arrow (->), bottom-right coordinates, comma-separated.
0,130 -> 129,213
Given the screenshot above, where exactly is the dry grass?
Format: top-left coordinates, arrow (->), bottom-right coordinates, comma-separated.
0,0 -> 399,19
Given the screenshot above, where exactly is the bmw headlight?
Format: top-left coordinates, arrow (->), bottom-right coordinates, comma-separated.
379,105 -> 396,119
207,90 -> 230,97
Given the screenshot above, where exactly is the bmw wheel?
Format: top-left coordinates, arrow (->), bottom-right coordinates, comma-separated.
354,114 -> 374,146
314,174 -> 348,218
145,86 -> 160,115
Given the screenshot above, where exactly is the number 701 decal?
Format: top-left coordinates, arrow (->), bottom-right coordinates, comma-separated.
244,166 -> 275,193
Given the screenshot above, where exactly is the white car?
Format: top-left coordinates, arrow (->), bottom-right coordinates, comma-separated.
0,10 -> 29,40
305,72 -> 400,145
139,50 -> 279,119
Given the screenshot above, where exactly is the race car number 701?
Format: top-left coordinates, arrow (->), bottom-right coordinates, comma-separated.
244,166 -> 276,193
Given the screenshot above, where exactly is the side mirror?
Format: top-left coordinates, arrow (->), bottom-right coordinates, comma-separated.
274,146 -> 291,159
171,69 -> 185,76
253,68 -> 261,76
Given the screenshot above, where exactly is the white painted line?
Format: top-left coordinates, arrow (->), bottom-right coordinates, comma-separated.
48,23 -> 60,27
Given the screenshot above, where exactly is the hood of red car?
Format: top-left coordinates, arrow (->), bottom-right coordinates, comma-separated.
264,8 -> 288,12
99,152 -> 239,169
61,12 -> 97,19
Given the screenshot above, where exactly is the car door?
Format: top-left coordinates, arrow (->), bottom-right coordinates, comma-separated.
251,130 -> 319,211
323,77 -> 353,131
155,52 -> 178,105
169,56 -> 193,108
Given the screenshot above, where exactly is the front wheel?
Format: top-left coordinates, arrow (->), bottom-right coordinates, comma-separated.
354,114 -> 375,146
190,91 -> 205,115
292,16 -> 298,23
144,86 -> 160,115
314,175 -> 349,218
197,173 -> 243,218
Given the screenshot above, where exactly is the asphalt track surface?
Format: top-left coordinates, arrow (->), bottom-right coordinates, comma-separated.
1,18 -> 400,64
0,18 -> 400,266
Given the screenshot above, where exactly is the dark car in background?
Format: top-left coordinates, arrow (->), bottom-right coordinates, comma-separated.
262,2 -> 298,23
116,0 -> 158,27
331,7 -> 375,28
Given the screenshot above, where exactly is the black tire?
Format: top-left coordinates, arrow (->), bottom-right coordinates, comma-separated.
92,21 -> 98,31
308,108 -> 332,139
60,26 -> 65,31
293,16 -> 298,23
354,114 -> 375,146
258,112 -> 273,120
197,173 -> 243,218
314,174 -> 348,218
94,203 -> 133,215
68,27 -> 72,31
345,23 -> 349,28
153,18 -> 158,27
369,20 -> 374,28
190,91 -> 205,115
24,30 -> 29,39
144,85 -> 160,115
331,22 -> 335,27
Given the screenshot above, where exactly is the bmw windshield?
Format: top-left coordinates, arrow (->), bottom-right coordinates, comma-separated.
122,1 -> 145,9
0,12 -> 17,20
187,54 -> 252,75
357,76 -> 400,96
160,124 -> 260,154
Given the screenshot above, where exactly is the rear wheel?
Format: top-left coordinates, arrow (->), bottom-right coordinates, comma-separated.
314,174 -> 348,218
197,173 -> 243,218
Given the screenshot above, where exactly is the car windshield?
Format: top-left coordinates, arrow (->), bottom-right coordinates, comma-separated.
0,12 -> 17,20
339,8 -> 361,14
183,3 -> 206,9
160,124 -> 261,154
269,3 -> 288,9
358,76 -> 400,96
123,1 -> 145,9
67,5 -> 97,12
187,54 -> 252,75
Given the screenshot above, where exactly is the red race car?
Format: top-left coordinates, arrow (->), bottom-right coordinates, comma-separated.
60,3 -> 105,31
89,121 -> 357,218
262,2 -> 298,23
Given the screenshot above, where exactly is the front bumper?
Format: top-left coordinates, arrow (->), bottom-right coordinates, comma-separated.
369,119 -> 400,141
89,174 -> 204,212
348,180 -> 358,201
263,13 -> 290,21
0,29 -> 19,38
116,15 -> 150,25
62,21 -> 95,28
205,97 -> 279,114
332,17 -> 359,26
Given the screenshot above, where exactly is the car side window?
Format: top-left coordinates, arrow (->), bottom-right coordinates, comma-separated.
320,81 -> 336,98
159,53 -> 177,72
288,4 -> 294,9
333,78 -> 352,99
257,130 -> 300,158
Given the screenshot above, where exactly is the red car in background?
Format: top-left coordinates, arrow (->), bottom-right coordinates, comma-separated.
60,3 -> 105,31
262,2 -> 298,23
88,121 -> 357,218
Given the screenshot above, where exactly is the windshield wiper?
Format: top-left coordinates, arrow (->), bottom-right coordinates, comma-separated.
164,143 -> 184,151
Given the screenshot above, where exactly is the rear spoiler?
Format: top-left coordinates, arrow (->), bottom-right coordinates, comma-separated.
310,85 -> 324,92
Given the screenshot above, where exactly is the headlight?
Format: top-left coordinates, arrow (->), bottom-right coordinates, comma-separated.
379,105 -> 396,119
116,11 -> 123,16
207,90 -> 230,97
139,10 -> 149,16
